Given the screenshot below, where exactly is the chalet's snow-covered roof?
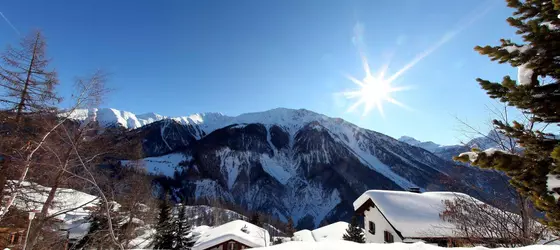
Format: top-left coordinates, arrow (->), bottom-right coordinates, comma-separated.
192,220 -> 270,250
353,190 -> 477,238
4,181 -> 101,240
7,181 -> 99,218
294,221 -> 354,242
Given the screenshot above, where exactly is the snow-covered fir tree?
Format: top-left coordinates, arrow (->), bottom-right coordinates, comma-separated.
153,196 -> 174,249
285,217 -> 295,238
75,201 -> 124,249
343,215 -> 365,243
250,212 -> 263,227
455,0 -> 560,231
173,203 -> 195,250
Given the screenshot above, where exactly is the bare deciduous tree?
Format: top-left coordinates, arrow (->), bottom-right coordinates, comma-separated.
441,194 -> 547,247
443,104 -> 552,246
0,30 -> 59,121
114,165 -> 156,248
0,71 -> 107,221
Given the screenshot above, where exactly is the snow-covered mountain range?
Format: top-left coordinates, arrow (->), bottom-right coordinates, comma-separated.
398,130 -> 513,161
397,136 -> 447,154
69,108 -> 513,229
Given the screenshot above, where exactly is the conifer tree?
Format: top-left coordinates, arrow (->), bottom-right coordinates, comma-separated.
250,212 -> 263,227
454,0 -> 560,230
342,215 -> 365,243
285,217 -> 295,238
173,203 -> 195,250
76,201 -> 123,249
0,30 -> 59,121
153,196 -> 174,249
75,209 -> 104,249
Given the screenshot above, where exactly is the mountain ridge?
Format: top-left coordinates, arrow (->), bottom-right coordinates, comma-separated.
71,107 -> 513,229
68,107 -> 348,135
398,130 -> 512,161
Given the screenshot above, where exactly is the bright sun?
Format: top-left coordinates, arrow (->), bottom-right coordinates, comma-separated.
343,57 -> 409,117
341,3 -> 491,117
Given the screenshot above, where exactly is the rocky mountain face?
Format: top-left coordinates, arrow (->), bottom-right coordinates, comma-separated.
71,108 -> 514,229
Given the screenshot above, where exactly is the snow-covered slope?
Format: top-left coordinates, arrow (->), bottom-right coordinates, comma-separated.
122,153 -> 190,176
69,108 -> 340,135
398,136 -> 444,153
66,108 -> 166,129
398,130 -> 513,162
294,221 -> 354,242
71,107 -> 513,229
399,130 -> 512,154
311,222 -> 352,241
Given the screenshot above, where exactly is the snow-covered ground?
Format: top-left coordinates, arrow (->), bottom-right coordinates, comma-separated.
255,241 -> 559,250
293,221 -> 354,242
547,173 -> 560,200
121,152 -> 190,177
4,181 -> 558,249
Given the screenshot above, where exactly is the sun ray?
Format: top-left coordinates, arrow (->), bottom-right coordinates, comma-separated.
389,85 -> 413,92
346,75 -> 366,87
375,99 -> 385,118
342,90 -> 362,98
347,98 -> 365,112
378,63 -> 389,79
385,4 -> 493,84
363,102 -> 372,117
386,96 -> 411,111
361,55 -> 372,78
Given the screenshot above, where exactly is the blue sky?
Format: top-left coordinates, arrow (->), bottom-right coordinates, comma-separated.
0,0 -> 521,145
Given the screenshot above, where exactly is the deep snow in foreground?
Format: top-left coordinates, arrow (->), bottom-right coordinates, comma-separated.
293,221 -> 352,242
253,241 -> 558,250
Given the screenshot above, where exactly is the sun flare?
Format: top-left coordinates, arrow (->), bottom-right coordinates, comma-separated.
343,57 -> 409,117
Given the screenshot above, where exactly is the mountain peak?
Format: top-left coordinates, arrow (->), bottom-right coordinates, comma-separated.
398,136 -> 444,153
398,136 -> 422,145
66,107 -> 335,133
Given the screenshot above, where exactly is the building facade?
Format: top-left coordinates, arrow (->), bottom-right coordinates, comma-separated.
197,239 -> 250,250
0,227 -> 25,249
355,199 -> 402,244
353,189 -> 482,247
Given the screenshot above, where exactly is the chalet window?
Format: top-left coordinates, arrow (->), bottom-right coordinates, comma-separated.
384,231 -> 394,243
9,232 -> 21,245
228,241 -> 236,250
368,221 -> 375,234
